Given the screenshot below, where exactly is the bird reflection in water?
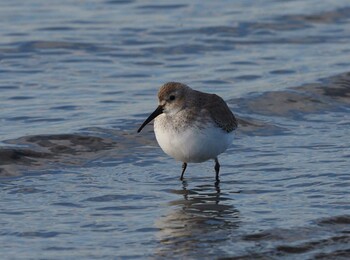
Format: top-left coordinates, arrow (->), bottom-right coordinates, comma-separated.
154,180 -> 240,257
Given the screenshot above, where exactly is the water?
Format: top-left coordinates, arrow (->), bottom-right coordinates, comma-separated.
1,0 -> 350,259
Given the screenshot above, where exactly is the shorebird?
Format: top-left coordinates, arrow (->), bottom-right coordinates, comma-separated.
137,82 -> 237,182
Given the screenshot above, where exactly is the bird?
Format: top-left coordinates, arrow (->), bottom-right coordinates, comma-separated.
137,82 -> 237,182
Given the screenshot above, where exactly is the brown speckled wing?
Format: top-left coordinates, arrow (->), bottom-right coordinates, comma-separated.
202,93 -> 238,132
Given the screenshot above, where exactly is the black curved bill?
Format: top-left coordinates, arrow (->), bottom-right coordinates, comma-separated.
137,105 -> 163,133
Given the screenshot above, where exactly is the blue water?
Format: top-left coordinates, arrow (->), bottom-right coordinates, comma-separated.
1,0 -> 350,259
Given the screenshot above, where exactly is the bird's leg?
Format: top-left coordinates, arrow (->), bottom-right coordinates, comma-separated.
214,158 -> 220,183
180,162 -> 187,180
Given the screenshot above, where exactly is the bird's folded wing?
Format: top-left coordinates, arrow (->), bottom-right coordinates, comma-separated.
205,94 -> 238,133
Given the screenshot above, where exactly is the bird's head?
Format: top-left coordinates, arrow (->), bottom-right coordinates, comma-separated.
137,82 -> 189,133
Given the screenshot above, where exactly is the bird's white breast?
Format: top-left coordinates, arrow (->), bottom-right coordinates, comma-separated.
154,114 -> 234,163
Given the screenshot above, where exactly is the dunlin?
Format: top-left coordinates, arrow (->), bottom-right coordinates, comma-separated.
137,82 -> 237,182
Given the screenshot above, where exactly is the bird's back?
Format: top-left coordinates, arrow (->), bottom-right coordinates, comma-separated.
191,90 -> 238,133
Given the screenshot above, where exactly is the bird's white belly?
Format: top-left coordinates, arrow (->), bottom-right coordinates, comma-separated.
154,119 -> 234,163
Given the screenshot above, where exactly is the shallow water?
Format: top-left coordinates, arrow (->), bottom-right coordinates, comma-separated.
1,0 -> 350,259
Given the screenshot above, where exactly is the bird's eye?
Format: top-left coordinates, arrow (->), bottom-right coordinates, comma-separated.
169,95 -> 176,101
